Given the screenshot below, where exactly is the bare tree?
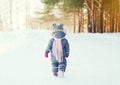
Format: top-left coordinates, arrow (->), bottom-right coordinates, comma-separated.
10,0 -> 12,29
85,0 -> 103,33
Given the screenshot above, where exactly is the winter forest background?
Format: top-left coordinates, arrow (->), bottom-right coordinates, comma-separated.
0,0 -> 120,33
0,0 -> 120,85
0,0 -> 44,31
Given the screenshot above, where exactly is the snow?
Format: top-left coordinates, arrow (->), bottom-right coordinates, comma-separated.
0,29 -> 120,85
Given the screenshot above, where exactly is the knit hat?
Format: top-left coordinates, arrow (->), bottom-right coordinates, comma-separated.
58,23 -> 64,30
52,23 -> 58,29
52,23 -> 64,31
52,23 -> 65,38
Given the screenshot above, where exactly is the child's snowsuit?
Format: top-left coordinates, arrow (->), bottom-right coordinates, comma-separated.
45,24 -> 70,73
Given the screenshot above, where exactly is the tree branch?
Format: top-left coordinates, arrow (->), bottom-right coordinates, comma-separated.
94,0 -> 102,8
84,0 -> 92,12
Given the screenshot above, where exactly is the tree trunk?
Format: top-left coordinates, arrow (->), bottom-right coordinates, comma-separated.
97,0 -> 103,33
110,11 -> 114,32
78,10 -> 81,33
0,4 -> 1,22
91,0 -> 94,33
94,9 -> 97,32
0,1 -> 1,24
114,11 -> 117,32
87,10 -> 92,32
10,0 -> 12,29
118,14 -> 120,32
73,11 -> 76,33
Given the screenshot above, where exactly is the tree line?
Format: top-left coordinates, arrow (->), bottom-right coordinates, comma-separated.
0,0 -> 32,31
41,0 -> 120,33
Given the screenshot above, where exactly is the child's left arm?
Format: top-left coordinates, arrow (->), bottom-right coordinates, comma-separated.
65,39 -> 70,58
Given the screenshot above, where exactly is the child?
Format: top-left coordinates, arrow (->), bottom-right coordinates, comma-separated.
44,23 -> 70,77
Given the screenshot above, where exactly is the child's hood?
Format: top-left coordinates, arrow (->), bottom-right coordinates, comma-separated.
52,23 -> 66,38
53,31 -> 66,38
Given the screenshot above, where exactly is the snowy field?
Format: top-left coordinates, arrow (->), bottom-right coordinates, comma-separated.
0,29 -> 120,85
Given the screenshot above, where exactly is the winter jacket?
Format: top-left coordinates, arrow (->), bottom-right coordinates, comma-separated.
45,31 -> 70,62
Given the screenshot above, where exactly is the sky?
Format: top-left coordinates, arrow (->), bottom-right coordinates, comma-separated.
0,29 -> 120,85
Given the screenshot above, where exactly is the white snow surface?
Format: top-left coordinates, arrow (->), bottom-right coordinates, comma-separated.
0,29 -> 120,85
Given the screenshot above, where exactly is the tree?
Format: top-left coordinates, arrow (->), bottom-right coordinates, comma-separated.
85,0 -> 103,33
103,0 -> 120,32
41,0 -> 59,6
10,0 -> 12,28
41,0 -> 85,33
0,3 -> 1,21
62,0 -> 84,33
41,0 -> 120,33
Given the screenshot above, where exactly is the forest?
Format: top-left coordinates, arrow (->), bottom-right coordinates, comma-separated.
0,1 -> 120,84
0,0 -> 120,33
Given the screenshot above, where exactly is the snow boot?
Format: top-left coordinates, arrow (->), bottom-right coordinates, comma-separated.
53,72 -> 58,77
58,69 -> 64,78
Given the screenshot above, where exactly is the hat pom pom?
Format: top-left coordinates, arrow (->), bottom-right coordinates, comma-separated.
52,23 -> 58,29
58,23 -> 64,30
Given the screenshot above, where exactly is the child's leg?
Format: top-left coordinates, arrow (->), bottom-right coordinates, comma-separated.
58,61 -> 66,77
51,61 -> 59,73
59,61 -> 67,72
51,56 -> 59,73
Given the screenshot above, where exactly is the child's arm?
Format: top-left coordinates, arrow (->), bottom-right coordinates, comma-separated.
45,38 -> 54,53
65,39 -> 70,57
44,38 -> 54,58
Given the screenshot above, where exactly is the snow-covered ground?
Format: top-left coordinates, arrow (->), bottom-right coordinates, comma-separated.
0,29 -> 120,85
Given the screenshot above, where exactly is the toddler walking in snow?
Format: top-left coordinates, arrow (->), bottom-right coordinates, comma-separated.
44,23 -> 70,77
